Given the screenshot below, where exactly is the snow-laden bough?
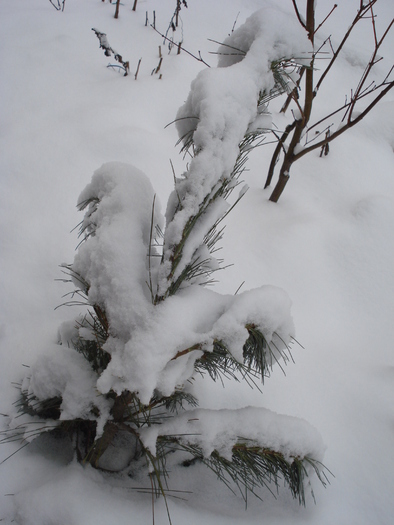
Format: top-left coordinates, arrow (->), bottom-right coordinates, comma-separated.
8,4 -> 326,507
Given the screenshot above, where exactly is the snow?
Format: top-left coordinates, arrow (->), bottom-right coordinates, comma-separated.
1,0 -> 394,524
216,4 -> 310,69
140,406 -> 325,463
16,344 -> 112,438
73,161 -> 161,340
59,163 -> 294,405
160,4 -> 310,293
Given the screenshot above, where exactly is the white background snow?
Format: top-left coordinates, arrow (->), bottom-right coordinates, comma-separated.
1,0 -> 394,524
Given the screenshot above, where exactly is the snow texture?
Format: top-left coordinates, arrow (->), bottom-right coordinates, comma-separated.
16,345 -> 112,438
141,406 -> 325,463
106,283 -> 294,403
73,162 -> 162,341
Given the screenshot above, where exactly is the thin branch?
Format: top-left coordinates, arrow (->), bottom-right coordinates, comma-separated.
294,82 -> 394,161
314,1 -> 379,94
150,24 -> 210,67
370,3 -> 378,46
234,281 -> 245,295
114,0 -> 120,19
49,0 -> 66,11
231,12 -> 240,34
264,122 -> 297,188
207,38 -> 246,55
147,195 -> 156,304
135,58 -> 141,80
347,15 -> 394,121
171,343 -> 202,361
292,0 -> 306,29
280,67 -> 304,114
377,16 -> 394,47
314,4 -> 338,36
382,64 -> 394,85
305,74 -> 393,142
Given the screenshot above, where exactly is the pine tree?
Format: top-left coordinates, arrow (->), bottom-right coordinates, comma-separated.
6,6 -> 329,511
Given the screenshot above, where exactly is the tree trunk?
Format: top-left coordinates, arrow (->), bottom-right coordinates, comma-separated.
268,157 -> 293,203
268,0 -> 315,202
86,421 -> 119,467
85,391 -> 133,467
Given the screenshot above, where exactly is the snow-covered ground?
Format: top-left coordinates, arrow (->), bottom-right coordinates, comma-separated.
1,1 -> 393,523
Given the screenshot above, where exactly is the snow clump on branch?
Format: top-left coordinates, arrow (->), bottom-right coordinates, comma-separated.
159,5 -> 310,294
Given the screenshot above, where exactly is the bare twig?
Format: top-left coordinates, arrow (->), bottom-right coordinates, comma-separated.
314,4 -> 338,36
295,82 -> 394,161
315,1 -> 381,95
207,38 -> 246,55
231,12 -> 240,34
154,57 -> 163,74
346,12 -> 393,122
175,1 -> 188,28
114,0 -> 120,19
319,129 -> 331,157
135,58 -> 141,80
49,0 -> 66,11
292,0 -> 306,29
150,24 -> 210,67
147,195 -> 156,304
264,122 -> 297,188
280,68 -> 304,114
267,0 -> 394,202
175,0 -> 181,28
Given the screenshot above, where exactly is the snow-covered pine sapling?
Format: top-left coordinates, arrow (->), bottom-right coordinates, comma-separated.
92,28 -> 130,76
264,0 -> 394,202
8,5 -> 328,509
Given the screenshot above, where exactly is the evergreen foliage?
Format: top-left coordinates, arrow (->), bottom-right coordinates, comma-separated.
4,13 -> 329,515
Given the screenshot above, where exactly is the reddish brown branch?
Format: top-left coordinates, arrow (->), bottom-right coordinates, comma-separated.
314,4 -> 338,36
294,82 -> 394,161
292,0 -> 306,29
267,0 -> 393,203
171,343 -> 202,361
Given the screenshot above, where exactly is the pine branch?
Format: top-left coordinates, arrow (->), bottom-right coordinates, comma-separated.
156,436 -> 328,504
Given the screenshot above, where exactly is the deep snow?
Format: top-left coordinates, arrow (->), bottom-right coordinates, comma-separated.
1,1 -> 394,524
